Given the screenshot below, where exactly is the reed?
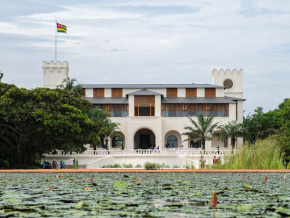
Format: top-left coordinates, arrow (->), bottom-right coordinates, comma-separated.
214,138 -> 284,169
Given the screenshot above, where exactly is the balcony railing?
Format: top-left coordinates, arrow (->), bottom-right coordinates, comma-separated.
44,149 -> 236,157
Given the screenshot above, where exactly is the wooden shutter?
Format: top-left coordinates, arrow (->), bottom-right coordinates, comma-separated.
186,88 -> 197,97
167,88 -> 177,97
134,96 -> 155,104
205,88 -> 216,97
93,88 -> 104,97
112,88 -> 123,97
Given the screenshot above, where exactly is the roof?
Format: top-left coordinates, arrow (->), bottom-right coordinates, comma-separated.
224,96 -> 246,101
84,97 -> 128,104
161,97 -> 237,104
81,84 -> 224,89
126,89 -> 162,96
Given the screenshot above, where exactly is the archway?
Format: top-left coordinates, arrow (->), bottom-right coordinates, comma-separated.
164,130 -> 182,149
111,132 -> 125,149
134,128 -> 155,149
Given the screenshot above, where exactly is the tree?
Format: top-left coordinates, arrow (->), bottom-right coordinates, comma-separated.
0,83 -> 100,168
88,107 -> 119,150
216,121 -> 244,150
243,107 -> 275,143
57,77 -> 84,97
183,114 -> 218,150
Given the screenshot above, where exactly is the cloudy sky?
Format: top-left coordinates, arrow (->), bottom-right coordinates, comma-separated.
1,0 -> 289,114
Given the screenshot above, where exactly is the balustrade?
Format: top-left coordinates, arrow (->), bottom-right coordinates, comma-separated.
45,149 -> 237,157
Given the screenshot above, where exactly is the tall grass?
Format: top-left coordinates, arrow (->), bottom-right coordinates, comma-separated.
214,138 -> 284,169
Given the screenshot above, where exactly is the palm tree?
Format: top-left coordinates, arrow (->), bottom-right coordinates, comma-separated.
57,77 -> 84,97
216,121 -> 244,150
88,107 -> 119,149
183,114 -> 219,150
0,71 -> 3,82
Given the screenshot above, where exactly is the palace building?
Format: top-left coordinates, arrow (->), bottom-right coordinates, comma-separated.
43,61 -> 244,152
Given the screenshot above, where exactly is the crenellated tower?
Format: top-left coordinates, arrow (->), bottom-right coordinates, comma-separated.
43,61 -> 69,88
212,69 -> 243,98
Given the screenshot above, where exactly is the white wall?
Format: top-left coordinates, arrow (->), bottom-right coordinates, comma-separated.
86,88 -> 93,97
216,88 -> 224,97
105,88 -> 111,97
178,88 -> 186,97
155,95 -> 161,116
197,88 -> 205,97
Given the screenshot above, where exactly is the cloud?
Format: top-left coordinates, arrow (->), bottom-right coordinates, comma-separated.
0,0 -> 290,113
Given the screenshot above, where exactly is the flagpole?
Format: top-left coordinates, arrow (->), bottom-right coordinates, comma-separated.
55,20 -> 57,62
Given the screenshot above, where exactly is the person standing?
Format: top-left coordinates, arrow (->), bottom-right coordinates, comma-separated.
213,156 -> 218,165
203,157 -> 206,168
200,156 -> 204,169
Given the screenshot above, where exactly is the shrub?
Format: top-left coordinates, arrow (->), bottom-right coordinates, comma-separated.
101,164 -> 122,168
173,165 -> 180,169
144,162 -> 162,170
123,163 -> 133,168
135,164 -> 142,168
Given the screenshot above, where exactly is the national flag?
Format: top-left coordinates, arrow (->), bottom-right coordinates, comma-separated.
57,23 -> 67,33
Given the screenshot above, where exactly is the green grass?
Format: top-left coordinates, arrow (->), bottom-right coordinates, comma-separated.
213,138 -> 284,170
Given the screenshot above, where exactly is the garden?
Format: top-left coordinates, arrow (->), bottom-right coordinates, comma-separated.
0,172 -> 289,217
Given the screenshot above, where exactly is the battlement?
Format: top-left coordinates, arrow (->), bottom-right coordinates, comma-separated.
43,61 -> 69,68
212,68 -> 243,99
43,61 -> 69,88
212,69 -> 243,76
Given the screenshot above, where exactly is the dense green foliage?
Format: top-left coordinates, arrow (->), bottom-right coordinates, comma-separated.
0,83 -> 104,168
57,77 -> 84,98
243,99 -> 290,160
88,107 -> 119,149
213,138 -> 284,169
216,121 -> 244,150
183,114 -> 218,150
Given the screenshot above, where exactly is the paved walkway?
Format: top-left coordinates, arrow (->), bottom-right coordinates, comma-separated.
0,169 -> 289,173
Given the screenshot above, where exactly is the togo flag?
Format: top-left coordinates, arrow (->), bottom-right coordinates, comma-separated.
57,23 -> 67,33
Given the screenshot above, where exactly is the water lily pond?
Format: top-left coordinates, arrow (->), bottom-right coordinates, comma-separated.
0,172 -> 290,217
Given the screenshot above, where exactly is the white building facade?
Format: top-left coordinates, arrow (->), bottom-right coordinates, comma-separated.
43,61 -> 245,152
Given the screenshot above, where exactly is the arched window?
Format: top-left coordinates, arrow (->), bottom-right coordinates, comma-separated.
112,136 -> 123,148
167,135 -> 178,148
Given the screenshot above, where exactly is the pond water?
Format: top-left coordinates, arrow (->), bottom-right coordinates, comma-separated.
0,172 -> 289,217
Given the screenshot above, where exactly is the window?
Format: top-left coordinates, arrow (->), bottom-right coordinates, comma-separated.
93,104 -> 128,117
167,135 -> 178,148
162,104 -> 183,117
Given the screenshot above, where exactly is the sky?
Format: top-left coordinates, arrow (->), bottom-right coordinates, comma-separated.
0,0 -> 289,115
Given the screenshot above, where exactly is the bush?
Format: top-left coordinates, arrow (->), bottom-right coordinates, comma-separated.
135,164 -> 142,168
144,162 -> 162,170
173,165 -> 180,169
101,164 -> 122,168
123,163 -> 133,168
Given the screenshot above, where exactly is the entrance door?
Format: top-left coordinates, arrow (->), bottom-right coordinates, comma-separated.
140,134 -> 151,149
134,129 -> 155,149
